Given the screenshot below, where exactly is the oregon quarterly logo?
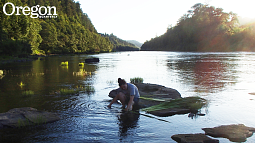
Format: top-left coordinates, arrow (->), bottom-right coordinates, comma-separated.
3,2 -> 58,18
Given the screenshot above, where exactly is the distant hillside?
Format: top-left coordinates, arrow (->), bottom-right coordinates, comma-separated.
141,3 -> 255,52
126,40 -> 143,48
100,33 -> 140,51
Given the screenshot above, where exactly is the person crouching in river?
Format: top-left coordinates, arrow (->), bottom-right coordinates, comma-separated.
107,78 -> 140,111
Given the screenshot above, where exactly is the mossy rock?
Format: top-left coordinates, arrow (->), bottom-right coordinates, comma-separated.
0,107 -> 60,128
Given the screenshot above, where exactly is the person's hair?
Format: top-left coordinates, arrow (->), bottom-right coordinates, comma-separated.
118,78 -> 126,87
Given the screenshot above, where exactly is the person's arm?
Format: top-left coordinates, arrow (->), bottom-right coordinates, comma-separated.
125,95 -> 134,111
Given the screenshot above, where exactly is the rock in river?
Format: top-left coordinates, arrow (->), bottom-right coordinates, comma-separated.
171,133 -> 219,143
85,58 -> 99,63
0,107 -> 60,128
135,83 -> 182,108
109,83 -> 207,117
108,83 -> 182,108
202,124 -> 255,142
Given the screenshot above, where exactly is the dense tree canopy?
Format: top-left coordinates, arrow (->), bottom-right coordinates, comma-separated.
141,3 -> 255,52
0,0 -> 113,56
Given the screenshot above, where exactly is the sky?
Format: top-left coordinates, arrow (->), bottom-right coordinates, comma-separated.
75,0 -> 255,43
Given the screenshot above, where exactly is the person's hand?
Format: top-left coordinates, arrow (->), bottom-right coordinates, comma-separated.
107,105 -> 111,108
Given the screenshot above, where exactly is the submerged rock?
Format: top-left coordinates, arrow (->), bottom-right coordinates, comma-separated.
0,107 -> 60,128
202,124 -> 255,142
171,133 -> 219,143
108,83 -> 206,117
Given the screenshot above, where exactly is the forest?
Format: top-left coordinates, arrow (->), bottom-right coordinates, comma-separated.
141,3 -> 255,52
100,33 -> 139,51
0,0 -> 113,57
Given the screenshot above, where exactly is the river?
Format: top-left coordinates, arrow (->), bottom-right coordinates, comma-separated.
0,51 -> 255,142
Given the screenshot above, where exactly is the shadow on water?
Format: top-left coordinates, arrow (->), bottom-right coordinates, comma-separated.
117,110 -> 140,139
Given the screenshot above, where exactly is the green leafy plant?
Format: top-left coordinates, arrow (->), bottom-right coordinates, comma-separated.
85,85 -> 95,93
130,77 -> 144,84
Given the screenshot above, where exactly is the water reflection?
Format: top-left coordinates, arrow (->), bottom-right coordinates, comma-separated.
0,55 -> 98,112
117,111 -> 140,139
167,54 -> 238,93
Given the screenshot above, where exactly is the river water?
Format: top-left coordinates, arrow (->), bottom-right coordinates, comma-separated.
0,51 -> 255,142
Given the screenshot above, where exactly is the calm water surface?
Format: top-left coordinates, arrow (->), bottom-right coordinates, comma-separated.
0,51 -> 255,142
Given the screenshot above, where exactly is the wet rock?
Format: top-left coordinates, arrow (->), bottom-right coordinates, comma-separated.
134,83 -> 182,108
148,108 -> 190,117
108,83 -> 204,117
171,133 -> 219,143
108,83 -> 182,108
0,107 -> 60,128
202,124 -> 255,142
85,58 -> 99,63
135,83 -> 181,99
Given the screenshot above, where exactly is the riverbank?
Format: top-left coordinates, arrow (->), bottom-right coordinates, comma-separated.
0,55 -> 44,64
0,52 -> 106,65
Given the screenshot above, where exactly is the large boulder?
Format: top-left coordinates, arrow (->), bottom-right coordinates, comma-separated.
171,133 -> 219,143
0,107 -> 60,128
108,83 -> 207,117
202,124 -> 255,142
135,83 -> 182,108
108,83 -> 182,108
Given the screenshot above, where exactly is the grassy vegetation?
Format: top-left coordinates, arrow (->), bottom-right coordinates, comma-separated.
0,70 -> 4,79
59,88 -> 79,95
78,62 -> 84,66
141,96 -> 207,112
31,115 -> 47,125
60,61 -> 68,66
17,118 -> 30,128
54,85 -> 95,95
84,85 -> 95,93
17,116 -> 47,128
22,90 -> 35,96
18,81 -> 25,88
130,77 -> 144,84
73,69 -> 91,76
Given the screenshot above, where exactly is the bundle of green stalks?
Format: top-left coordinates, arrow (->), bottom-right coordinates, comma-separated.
141,96 -> 207,112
